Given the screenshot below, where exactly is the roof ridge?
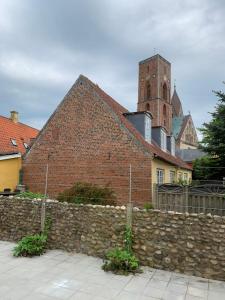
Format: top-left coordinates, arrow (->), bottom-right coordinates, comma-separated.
81,75 -> 191,170
0,115 -> 39,132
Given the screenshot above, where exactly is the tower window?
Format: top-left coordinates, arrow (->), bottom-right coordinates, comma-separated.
163,83 -> 167,101
146,103 -> 150,111
163,104 -> 167,116
145,81 -> 151,100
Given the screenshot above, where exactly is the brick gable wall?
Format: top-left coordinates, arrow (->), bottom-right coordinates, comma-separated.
23,77 -> 153,206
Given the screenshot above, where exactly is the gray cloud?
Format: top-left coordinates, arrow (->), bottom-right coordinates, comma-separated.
0,0 -> 224,135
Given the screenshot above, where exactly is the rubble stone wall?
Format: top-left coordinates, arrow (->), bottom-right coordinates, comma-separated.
0,197 -> 224,281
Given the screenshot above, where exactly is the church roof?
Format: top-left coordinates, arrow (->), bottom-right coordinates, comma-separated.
176,149 -> 206,162
171,88 -> 183,117
172,116 -> 186,139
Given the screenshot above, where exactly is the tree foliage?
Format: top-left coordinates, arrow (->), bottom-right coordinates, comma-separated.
196,89 -> 225,180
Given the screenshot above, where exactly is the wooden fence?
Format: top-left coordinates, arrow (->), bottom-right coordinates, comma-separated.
153,184 -> 225,216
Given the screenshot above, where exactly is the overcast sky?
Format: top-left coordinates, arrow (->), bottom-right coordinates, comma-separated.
1,0 -> 224,135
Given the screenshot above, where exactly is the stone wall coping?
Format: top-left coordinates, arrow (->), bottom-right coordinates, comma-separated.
1,196 -> 225,221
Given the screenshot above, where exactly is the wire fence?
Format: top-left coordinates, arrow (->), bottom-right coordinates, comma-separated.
19,163 -> 225,216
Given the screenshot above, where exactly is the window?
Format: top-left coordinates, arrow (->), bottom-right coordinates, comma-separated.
146,82 -> 151,100
161,130 -> 167,151
184,173 -> 188,183
23,142 -> 29,149
146,103 -> 150,111
145,116 -> 151,143
157,169 -> 164,184
170,171 -> 176,183
11,139 -> 17,146
178,172 -> 182,181
163,83 -> 167,100
170,136 -> 175,156
163,104 -> 167,116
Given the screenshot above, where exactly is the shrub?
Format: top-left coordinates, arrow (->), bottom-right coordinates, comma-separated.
143,202 -> 154,210
102,248 -> 140,275
57,182 -> 116,206
13,217 -> 52,257
13,234 -> 47,257
17,191 -> 45,199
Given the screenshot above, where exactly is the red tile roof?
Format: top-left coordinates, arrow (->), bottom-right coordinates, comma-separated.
82,76 -> 192,170
0,115 -> 39,155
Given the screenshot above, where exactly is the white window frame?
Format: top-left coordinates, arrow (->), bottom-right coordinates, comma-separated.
11,139 -> 17,146
184,173 -> 188,183
161,130 -> 167,152
157,169 -> 164,184
171,136 -> 175,156
169,170 -> 176,183
145,115 -> 151,143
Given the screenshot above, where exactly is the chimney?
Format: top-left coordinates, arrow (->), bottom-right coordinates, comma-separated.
10,111 -> 19,123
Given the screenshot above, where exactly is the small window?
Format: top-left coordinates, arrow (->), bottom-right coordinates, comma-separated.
184,173 -> 188,183
23,142 -> 29,149
161,130 -> 167,152
163,83 -> 167,100
11,139 -> 17,146
163,104 -> 167,116
169,171 -> 176,183
178,172 -> 182,180
146,103 -> 150,111
145,81 -> 151,100
157,169 -> 164,184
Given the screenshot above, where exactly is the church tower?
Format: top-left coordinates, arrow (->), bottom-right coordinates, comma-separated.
137,54 -> 172,134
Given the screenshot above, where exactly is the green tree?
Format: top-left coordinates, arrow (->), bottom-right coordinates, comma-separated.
196,89 -> 225,180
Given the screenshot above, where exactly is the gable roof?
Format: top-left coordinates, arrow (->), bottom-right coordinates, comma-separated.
172,115 -> 187,139
176,149 -> 206,163
171,89 -> 183,117
27,75 -> 191,170
81,76 -> 192,170
0,115 -> 39,155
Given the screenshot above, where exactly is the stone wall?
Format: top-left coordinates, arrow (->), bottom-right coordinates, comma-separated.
0,197 -> 224,281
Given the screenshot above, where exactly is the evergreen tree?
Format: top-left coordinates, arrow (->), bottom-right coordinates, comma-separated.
196,89 -> 225,180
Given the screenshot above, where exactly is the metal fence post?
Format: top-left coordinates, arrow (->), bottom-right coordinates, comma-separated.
184,185 -> 189,213
126,164 -> 133,228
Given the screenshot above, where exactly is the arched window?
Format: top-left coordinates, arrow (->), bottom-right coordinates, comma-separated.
163,105 -> 167,127
163,83 -> 167,100
163,104 -> 167,116
145,81 -> 151,100
146,103 -> 150,111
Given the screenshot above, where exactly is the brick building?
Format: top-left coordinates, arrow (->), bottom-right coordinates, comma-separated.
23,71 -> 191,206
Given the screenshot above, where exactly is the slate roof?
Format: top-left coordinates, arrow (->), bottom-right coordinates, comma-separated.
176,149 -> 206,162
0,115 -> 39,155
80,76 -> 192,170
172,115 -> 189,140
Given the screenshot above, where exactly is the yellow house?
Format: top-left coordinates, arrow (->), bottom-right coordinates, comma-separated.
0,154 -> 22,191
152,158 -> 192,186
0,111 -> 39,192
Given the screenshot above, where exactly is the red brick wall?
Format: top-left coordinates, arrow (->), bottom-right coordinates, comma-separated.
23,77 -> 153,206
137,55 -> 172,134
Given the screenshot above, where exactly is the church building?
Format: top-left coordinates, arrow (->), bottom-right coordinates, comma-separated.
137,54 -> 202,165
22,54 -> 192,206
